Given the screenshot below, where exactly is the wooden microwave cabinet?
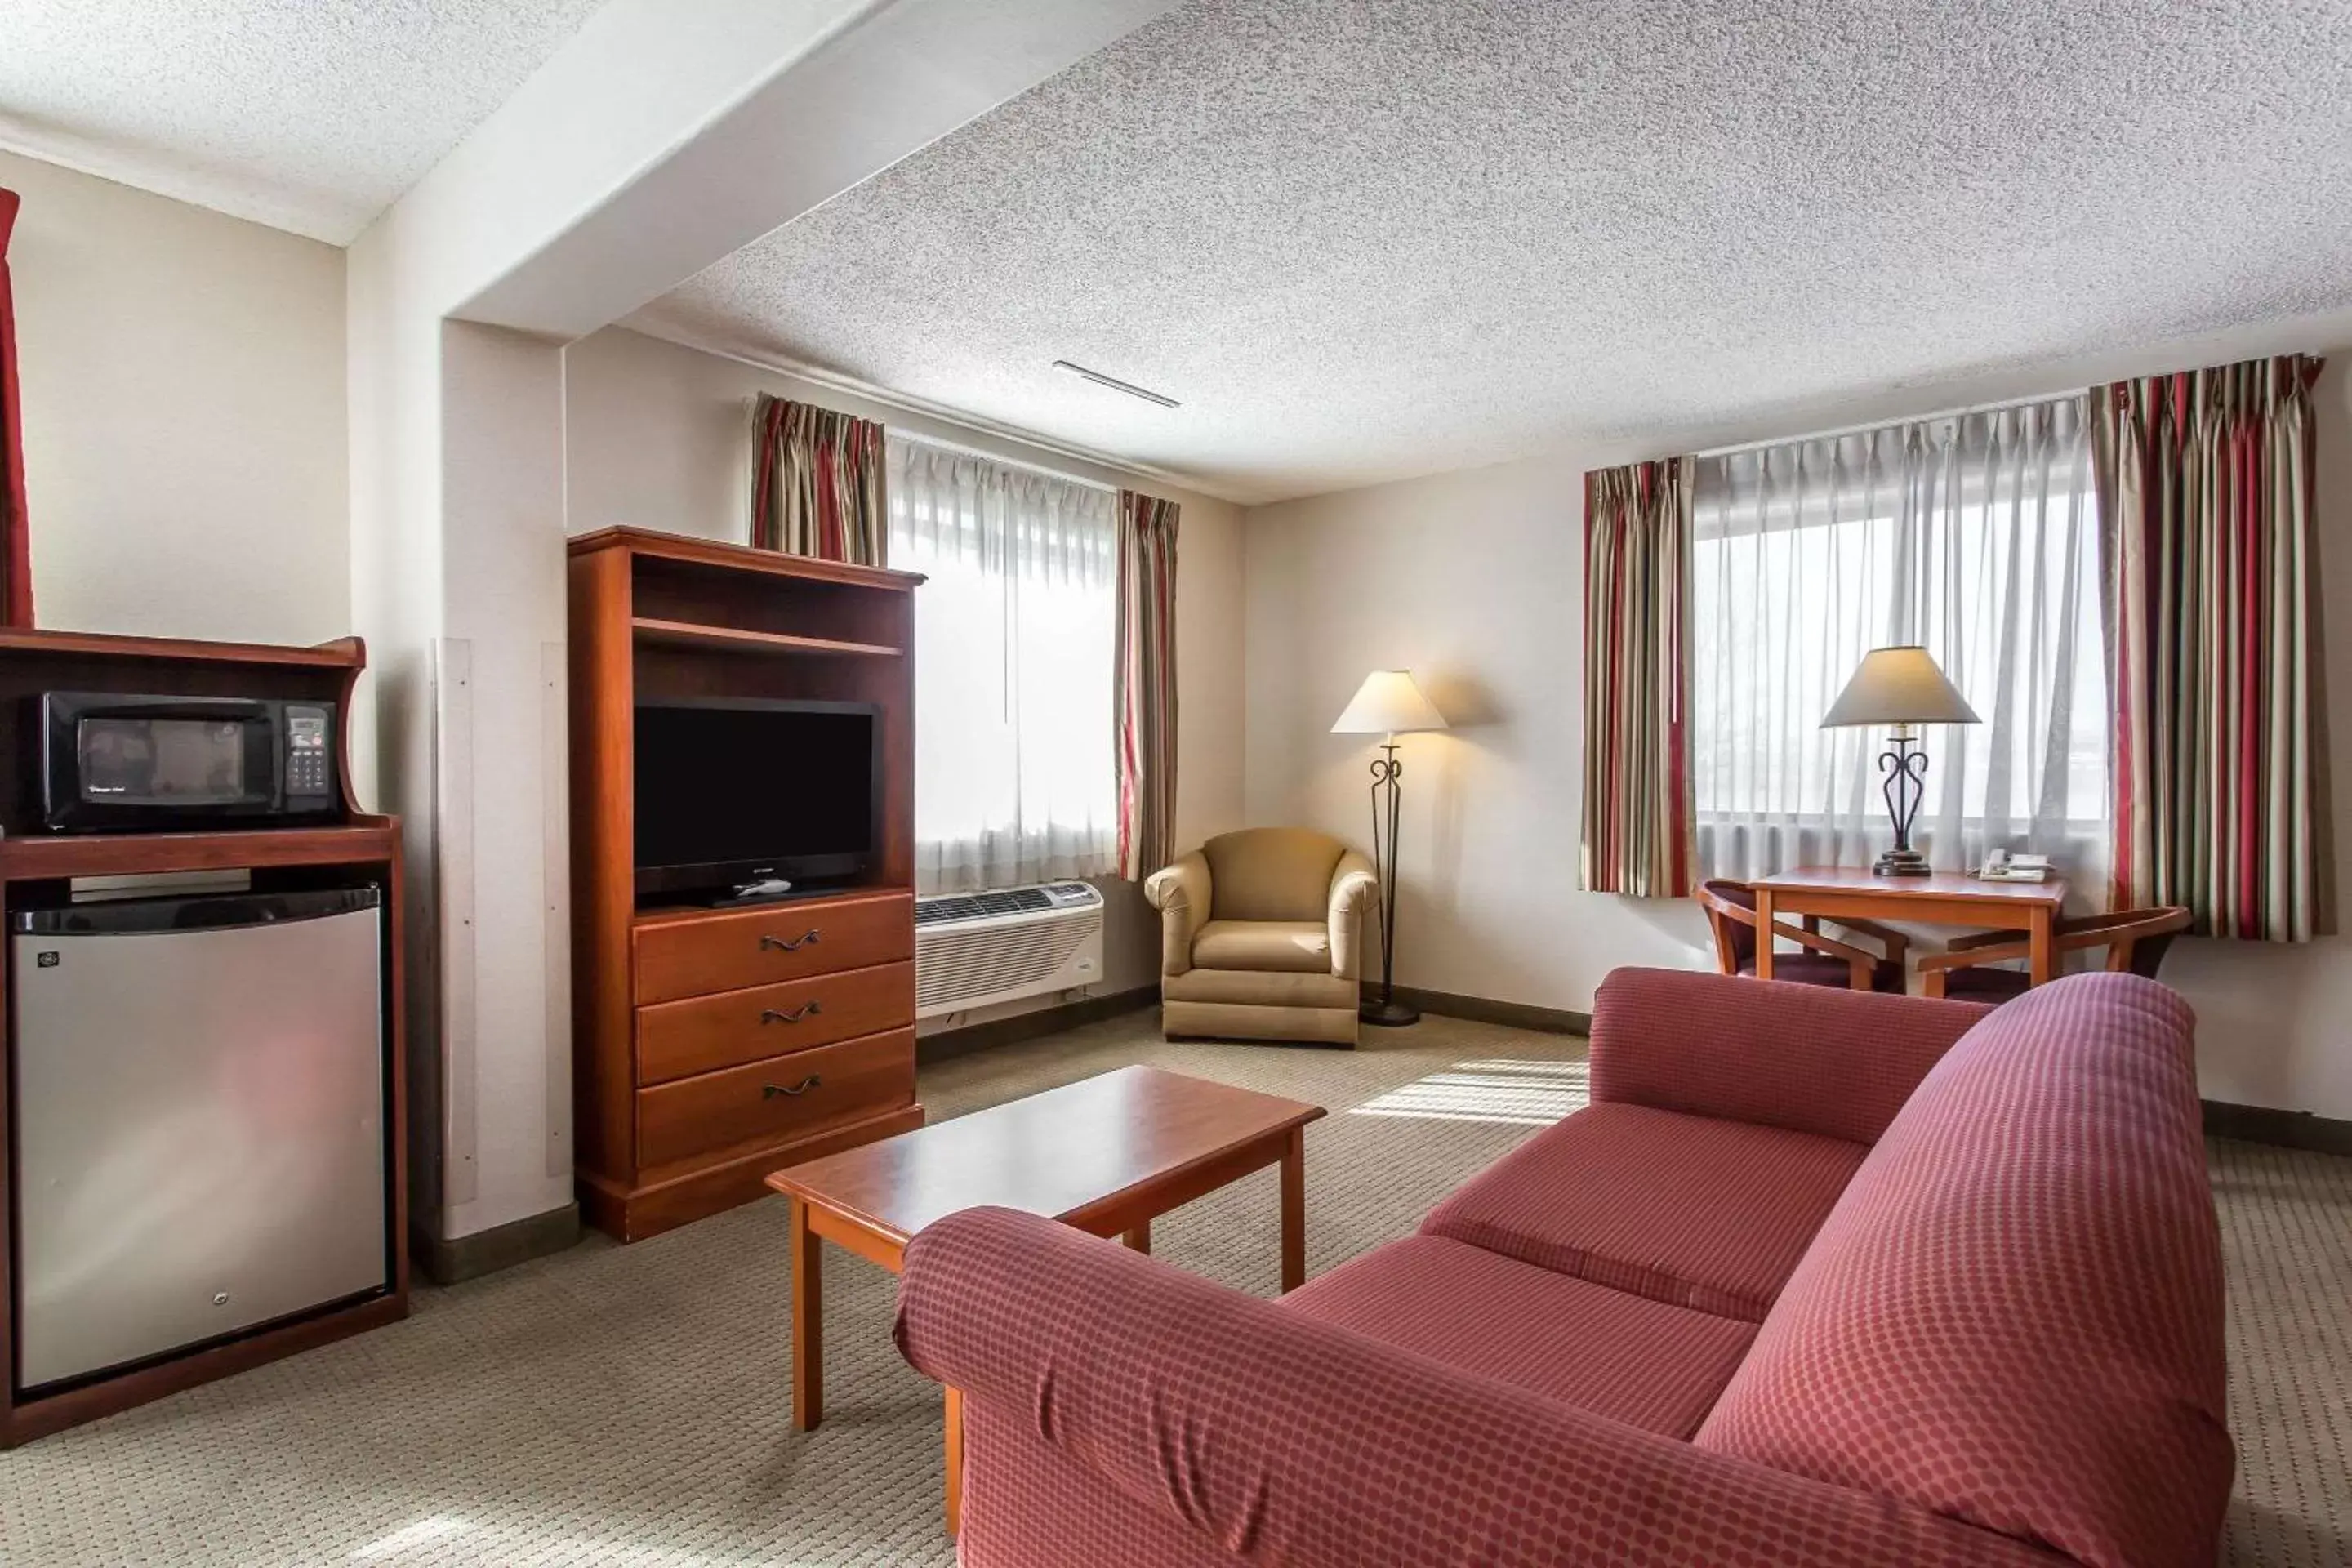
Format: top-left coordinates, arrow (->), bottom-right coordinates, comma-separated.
568,528 -> 925,1242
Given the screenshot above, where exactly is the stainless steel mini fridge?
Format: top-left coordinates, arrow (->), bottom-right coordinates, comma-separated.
11,886 -> 390,1392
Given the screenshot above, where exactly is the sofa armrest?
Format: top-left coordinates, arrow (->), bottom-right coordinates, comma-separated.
1591,967 -> 1988,1145
897,1209 -> 2053,1568
1326,850 -> 1378,981
1143,850 -> 1211,978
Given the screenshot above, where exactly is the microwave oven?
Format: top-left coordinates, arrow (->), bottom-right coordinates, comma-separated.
34,692 -> 341,833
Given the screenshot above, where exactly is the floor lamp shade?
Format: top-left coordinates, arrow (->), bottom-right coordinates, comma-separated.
1331,670 -> 1449,737
1331,671 -> 1445,1026
1820,645 -> 1979,876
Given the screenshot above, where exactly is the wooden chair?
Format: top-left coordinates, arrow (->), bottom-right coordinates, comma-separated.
1695,878 -> 1909,993
1916,906 -> 2192,1002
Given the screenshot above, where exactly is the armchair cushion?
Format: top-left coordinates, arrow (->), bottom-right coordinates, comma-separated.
1200,826 -> 1347,922
1420,1102 -> 1868,1322
1160,967 -> 1354,1009
1738,951 -> 1905,992
1192,919 -> 1333,973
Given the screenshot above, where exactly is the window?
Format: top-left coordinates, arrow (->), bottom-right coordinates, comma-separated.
887,438 -> 1117,893
1690,397 -> 2108,882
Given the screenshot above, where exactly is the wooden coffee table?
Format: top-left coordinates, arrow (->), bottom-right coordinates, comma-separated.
764,1065 -> 1326,1533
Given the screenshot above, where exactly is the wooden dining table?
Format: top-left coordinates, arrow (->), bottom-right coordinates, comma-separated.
1749,865 -> 2070,989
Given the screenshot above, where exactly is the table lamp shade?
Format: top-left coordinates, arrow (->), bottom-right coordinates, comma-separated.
1820,645 -> 1980,728
1332,670 -> 1448,737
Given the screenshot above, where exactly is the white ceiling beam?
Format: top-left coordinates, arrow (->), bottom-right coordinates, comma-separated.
446,0 -> 1183,341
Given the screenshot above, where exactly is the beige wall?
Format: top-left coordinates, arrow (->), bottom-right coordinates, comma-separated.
562,327 -> 1248,1011
2,150 -> 348,644
1245,450 -> 1704,1010
1246,341 -> 2352,1122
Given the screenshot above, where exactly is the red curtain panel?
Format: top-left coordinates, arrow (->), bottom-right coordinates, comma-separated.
2091,354 -> 2332,941
747,394 -> 887,565
1582,457 -> 1694,896
0,188 -> 33,627
1115,490 -> 1179,880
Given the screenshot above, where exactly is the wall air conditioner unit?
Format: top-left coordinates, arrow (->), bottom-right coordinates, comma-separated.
914,882 -> 1104,1020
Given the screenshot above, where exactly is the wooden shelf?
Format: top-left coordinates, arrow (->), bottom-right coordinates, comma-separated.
0,628 -> 363,669
571,525 -> 925,592
0,817 -> 400,880
630,617 -> 902,659
632,882 -> 915,931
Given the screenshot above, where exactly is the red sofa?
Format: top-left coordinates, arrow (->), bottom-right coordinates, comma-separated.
895,968 -> 2232,1568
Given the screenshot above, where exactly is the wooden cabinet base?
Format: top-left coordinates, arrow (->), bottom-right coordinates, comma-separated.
2,1290 -> 405,1448
579,1103 -> 927,1243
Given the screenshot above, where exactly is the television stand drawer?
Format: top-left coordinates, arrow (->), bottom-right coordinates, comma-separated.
636,960 -> 915,1085
635,890 -> 913,1004
635,1028 -> 916,1172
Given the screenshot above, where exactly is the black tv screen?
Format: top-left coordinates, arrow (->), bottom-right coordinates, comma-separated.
634,699 -> 878,896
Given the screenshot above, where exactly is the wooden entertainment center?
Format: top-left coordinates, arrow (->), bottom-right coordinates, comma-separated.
568,528 -> 925,1241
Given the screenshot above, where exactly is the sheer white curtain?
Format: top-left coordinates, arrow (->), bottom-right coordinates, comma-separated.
888,437 -> 1118,893
1690,396 -> 2108,888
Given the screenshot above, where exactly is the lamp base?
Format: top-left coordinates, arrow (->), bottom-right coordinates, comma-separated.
1359,997 -> 1421,1027
1873,848 -> 1932,877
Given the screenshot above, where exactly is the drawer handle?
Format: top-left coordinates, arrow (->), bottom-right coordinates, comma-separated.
761,1001 -> 823,1025
764,1075 -> 822,1098
761,929 -> 822,952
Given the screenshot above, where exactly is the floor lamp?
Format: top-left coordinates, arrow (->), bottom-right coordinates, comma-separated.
1331,670 -> 1449,1026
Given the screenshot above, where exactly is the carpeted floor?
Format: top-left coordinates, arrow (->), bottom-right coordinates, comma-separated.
2,1009 -> 2346,1567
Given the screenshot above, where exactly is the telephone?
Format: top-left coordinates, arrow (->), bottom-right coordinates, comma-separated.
1978,849 -> 2052,883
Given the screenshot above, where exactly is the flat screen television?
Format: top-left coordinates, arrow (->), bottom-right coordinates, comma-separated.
633,697 -> 880,898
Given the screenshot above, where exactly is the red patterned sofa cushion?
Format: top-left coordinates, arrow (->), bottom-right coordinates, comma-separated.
1591,965 -> 1987,1143
1420,1101 -> 1866,1321
1280,1234 -> 1755,1437
1695,973 -> 2232,1568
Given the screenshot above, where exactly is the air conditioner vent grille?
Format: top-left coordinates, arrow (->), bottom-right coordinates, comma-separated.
913,884 -> 1104,1018
915,887 -> 1054,925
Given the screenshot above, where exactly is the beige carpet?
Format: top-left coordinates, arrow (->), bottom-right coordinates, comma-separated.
2,1009 -> 2345,1567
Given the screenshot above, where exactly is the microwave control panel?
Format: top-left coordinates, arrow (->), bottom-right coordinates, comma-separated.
285,706 -> 333,800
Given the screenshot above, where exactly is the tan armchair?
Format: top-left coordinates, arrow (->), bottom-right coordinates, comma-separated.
1143,827 -> 1379,1046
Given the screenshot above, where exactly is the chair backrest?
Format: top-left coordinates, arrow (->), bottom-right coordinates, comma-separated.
1200,827 -> 1348,923
2048,905 -> 2193,979
1694,879 -> 1758,969
2109,906 -> 2191,978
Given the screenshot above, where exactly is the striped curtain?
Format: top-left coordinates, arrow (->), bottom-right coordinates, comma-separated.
749,394 -> 887,565
2091,354 -> 2334,940
1115,490 -> 1179,880
1582,457 -> 1695,896
0,188 -> 33,626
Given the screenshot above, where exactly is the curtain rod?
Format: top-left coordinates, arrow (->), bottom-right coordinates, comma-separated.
640,325 -> 1197,499
1690,385 -> 2086,461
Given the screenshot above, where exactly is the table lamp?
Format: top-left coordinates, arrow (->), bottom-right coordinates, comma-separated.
1331,670 -> 1448,1025
1820,645 -> 1980,876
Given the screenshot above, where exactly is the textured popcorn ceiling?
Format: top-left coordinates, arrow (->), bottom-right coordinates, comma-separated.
0,0 -> 608,243
634,0 -> 2352,504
